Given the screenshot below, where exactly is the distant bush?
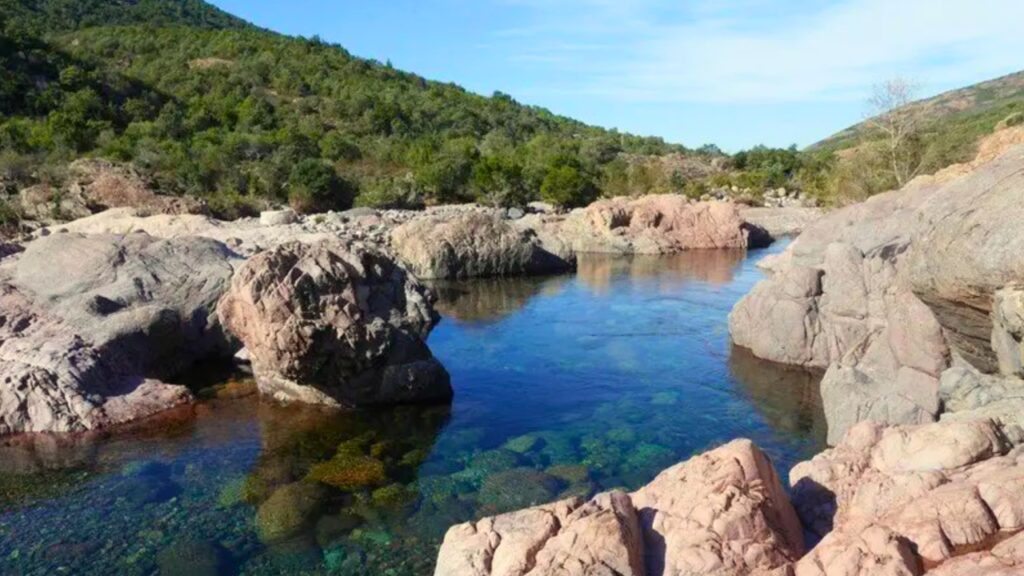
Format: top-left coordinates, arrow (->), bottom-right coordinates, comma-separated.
287,159 -> 353,213
353,175 -> 424,209
0,199 -> 23,238
540,165 -> 598,208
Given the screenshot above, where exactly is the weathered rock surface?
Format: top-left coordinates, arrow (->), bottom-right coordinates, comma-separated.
926,530 -> 1024,575
559,196 -> 771,255
434,491 -> 645,576
740,206 -> 824,238
217,239 -> 451,406
435,439 -> 803,576
991,285 -> 1024,378
390,212 -> 574,279
790,418 -> 1024,572
730,127 -> 1024,443
0,232 -> 236,434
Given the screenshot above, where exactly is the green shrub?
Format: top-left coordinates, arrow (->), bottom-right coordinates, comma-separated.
287,159 -> 353,214
540,165 -> 597,208
353,176 -> 424,209
0,200 -> 23,238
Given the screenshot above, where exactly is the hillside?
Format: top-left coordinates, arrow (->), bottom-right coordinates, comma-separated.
811,71 -> 1024,177
0,0 -> 248,33
0,0 -> 700,222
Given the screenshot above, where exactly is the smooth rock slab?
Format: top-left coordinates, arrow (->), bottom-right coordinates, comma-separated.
0,232 -> 235,434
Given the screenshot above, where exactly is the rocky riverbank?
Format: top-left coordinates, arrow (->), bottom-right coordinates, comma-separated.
0,196 -> 782,436
730,125 -> 1024,444
429,127 -> 1024,575
433,415 -> 1024,576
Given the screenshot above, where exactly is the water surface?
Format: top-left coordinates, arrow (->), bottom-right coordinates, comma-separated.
0,241 -> 824,575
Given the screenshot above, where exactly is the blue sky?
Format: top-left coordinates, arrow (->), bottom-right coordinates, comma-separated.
210,0 -> 1024,151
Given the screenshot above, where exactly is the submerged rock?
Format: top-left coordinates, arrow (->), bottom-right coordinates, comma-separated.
217,239 -> 451,406
256,481 -> 329,543
435,439 -> 803,576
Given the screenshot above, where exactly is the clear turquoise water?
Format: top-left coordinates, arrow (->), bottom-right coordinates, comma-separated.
0,242 -> 824,575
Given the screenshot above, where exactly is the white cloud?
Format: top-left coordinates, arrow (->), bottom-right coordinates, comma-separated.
495,0 -> 1024,104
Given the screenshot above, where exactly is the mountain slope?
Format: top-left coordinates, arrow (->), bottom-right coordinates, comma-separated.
0,0 -> 698,219
812,71 -> 1024,169
0,0 -> 249,33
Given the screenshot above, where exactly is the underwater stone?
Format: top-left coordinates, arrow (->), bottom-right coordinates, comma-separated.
156,539 -> 226,576
501,434 -> 541,454
478,467 -> 563,511
306,454 -> 387,491
256,482 -> 328,543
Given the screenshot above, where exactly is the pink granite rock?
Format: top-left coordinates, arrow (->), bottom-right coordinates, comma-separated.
217,239 -> 451,407
435,439 -> 803,576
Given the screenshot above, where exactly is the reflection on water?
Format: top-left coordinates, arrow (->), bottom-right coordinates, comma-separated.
576,249 -> 746,294
428,276 -> 569,325
0,240 -> 824,575
729,345 -> 827,446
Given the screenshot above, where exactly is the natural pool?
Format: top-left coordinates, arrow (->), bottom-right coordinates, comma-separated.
0,241 -> 824,575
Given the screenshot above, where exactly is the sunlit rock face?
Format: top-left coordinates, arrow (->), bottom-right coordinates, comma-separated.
217,239 -> 451,407
731,128 -> 1024,444
791,418 -> 1024,574
0,232 -> 236,435
434,439 -> 804,576
558,196 -> 771,255
391,212 -> 575,280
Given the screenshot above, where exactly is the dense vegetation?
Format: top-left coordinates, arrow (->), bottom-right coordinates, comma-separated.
2,0 -> 1020,226
0,0 -> 692,219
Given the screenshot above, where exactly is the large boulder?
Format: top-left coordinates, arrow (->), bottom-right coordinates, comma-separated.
434,439 -> 804,576
217,239 -> 451,406
790,418 -> 1024,571
390,212 -> 574,279
0,232 -> 237,434
559,196 -> 771,255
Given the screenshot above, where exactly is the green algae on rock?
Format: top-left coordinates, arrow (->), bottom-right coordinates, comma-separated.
306,454 -> 387,491
478,468 -> 563,512
256,482 -> 328,542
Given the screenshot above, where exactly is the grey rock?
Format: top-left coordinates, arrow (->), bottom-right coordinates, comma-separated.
259,208 -> 297,226
0,233 -> 237,434
391,212 -> 574,280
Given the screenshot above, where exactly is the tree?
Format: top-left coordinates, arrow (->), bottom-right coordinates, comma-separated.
287,159 -> 351,213
540,165 -> 597,208
866,77 -> 923,187
471,155 -> 528,207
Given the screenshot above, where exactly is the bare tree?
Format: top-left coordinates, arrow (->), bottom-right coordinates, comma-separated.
865,77 -> 922,187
